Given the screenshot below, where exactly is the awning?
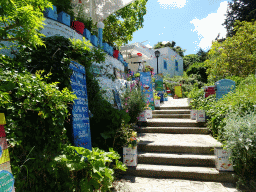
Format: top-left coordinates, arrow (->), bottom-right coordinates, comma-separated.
120,42 -> 155,61
71,0 -> 136,23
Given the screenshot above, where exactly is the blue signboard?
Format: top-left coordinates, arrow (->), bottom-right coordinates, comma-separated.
215,79 -> 236,100
155,74 -> 163,91
140,72 -> 154,110
113,88 -> 122,110
70,61 -> 92,150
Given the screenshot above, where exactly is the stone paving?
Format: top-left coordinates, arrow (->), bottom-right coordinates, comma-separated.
112,97 -> 240,192
112,176 -> 238,192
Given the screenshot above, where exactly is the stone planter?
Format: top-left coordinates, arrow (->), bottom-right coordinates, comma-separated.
57,11 -> 70,26
123,146 -> 137,166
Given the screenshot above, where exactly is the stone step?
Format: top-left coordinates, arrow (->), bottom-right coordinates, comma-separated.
126,164 -> 235,183
138,152 -> 215,167
138,133 -> 222,155
140,118 -> 206,127
155,106 -> 192,110
136,127 -> 210,134
153,110 -> 191,114
152,114 -> 191,119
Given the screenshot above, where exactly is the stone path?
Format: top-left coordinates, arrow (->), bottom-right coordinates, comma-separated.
112,97 -> 239,192
112,176 -> 238,192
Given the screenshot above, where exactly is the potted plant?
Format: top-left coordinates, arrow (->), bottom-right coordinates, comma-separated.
57,11 -> 71,26
144,101 -> 152,119
154,93 -> 161,107
113,45 -> 119,59
164,92 -> 168,101
123,131 -> 139,166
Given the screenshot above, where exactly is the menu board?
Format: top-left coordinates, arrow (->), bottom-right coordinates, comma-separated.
140,72 -> 154,110
70,61 -> 92,150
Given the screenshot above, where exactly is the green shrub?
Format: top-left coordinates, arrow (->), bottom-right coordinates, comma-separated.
55,146 -> 127,191
0,67 -> 77,190
222,112 -> 256,186
186,62 -> 208,83
121,84 -> 146,124
164,72 -> 204,98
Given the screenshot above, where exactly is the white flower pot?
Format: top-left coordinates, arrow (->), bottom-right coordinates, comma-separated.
191,110 -> 197,120
138,111 -> 147,122
145,109 -> 152,119
123,146 -> 137,166
196,110 -> 205,122
154,100 -> 160,107
214,147 -> 234,171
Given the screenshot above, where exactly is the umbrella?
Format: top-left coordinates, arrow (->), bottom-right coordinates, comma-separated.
71,0 -> 136,23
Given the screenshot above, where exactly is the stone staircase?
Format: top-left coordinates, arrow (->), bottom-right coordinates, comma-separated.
126,105 -> 235,183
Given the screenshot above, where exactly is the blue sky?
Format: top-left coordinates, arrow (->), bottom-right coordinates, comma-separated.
128,0 -> 231,56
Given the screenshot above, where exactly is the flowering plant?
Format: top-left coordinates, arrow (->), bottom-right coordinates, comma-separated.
127,131 -> 140,149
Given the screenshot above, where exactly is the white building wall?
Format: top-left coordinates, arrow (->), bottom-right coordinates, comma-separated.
0,18 -> 128,105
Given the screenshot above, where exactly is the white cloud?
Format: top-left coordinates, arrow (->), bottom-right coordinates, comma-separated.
162,41 -> 170,45
190,1 -> 228,51
145,44 -> 152,48
158,0 -> 186,9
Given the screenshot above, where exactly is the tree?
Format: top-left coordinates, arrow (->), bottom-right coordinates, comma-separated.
0,0 -> 52,48
153,41 -> 186,57
183,54 -> 200,71
223,0 -> 256,37
103,0 -> 148,48
196,48 -> 208,62
205,21 -> 256,80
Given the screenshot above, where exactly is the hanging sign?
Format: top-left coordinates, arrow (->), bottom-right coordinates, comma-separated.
70,61 -> 92,150
0,114 -> 15,192
140,72 -> 154,110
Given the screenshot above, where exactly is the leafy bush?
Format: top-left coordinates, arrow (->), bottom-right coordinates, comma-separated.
0,35 -> 128,190
186,62 -> 208,83
189,75 -> 256,138
222,112 -> 256,186
55,146 -> 127,191
164,72 -> 204,97
121,84 -> 146,124
0,67 -> 77,190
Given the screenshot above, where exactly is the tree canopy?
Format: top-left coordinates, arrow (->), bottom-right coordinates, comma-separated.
223,0 -> 256,37
0,0 -> 52,48
153,41 -> 186,57
103,0 -> 148,48
205,21 -> 256,80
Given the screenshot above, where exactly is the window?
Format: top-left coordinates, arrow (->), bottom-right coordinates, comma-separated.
175,60 -> 178,71
164,60 -> 167,70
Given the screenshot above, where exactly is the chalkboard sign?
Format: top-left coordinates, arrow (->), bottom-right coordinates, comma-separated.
215,79 -> 236,100
140,72 -> 154,110
70,61 -> 92,150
